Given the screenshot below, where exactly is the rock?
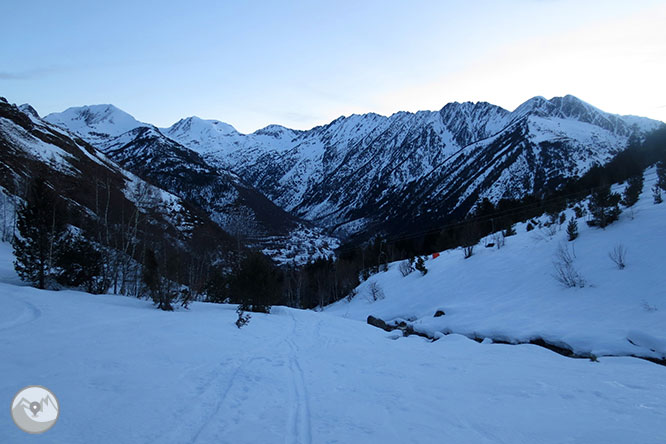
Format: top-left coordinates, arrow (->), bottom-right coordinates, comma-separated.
367,315 -> 390,331
434,310 -> 445,317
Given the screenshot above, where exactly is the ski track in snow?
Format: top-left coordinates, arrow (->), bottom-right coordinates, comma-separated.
285,312 -> 312,444
190,356 -> 259,443
0,297 -> 41,332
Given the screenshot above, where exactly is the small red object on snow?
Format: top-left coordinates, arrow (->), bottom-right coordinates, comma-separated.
432,252 -> 440,259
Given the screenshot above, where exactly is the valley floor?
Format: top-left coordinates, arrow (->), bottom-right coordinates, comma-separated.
1,245 -> 665,443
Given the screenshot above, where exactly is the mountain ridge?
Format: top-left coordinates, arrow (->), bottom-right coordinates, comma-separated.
43,95 -> 664,240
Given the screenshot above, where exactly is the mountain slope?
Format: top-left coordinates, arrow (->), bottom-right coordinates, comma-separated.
328,168 -> 666,361
0,97 -> 234,269
45,106 -> 338,261
164,95 -> 662,238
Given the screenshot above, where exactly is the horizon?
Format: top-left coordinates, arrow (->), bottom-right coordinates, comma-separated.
25,93 -> 663,136
2,1 -> 665,133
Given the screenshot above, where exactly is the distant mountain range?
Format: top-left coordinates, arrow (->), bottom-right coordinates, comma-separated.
43,95 -> 662,241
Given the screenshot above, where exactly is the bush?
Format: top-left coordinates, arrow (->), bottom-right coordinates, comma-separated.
399,259 -> 414,277
235,307 -> 251,328
609,244 -> 627,270
552,243 -> 585,288
414,256 -> 428,275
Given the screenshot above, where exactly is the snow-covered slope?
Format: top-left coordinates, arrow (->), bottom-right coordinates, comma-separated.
0,99 -> 234,265
45,96 -> 663,240
44,104 -> 337,261
45,104 -> 145,146
164,95 -> 663,238
328,169 -> 666,361
1,239 -> 665,443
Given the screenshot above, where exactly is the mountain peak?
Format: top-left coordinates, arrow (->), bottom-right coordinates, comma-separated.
44,104 -> 145,143
18,103 -> 40,119
169,116 -> 238,136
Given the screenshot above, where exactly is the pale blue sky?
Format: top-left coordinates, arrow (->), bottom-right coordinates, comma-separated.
2,0 -> 665,132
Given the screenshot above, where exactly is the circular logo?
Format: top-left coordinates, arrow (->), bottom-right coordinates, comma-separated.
11,385 -> 59,434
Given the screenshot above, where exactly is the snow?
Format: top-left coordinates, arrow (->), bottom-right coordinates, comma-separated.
0,117 -> 78,175
2,174 -> 666,442
328,170 -> 666,360
44,105 -> 146,146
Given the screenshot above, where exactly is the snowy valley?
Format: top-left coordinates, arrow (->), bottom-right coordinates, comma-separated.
1,93 -> 665,443
1,168 -> 665,443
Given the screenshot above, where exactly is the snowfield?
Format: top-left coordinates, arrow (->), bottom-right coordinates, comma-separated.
2,172 -> 666,442
1,241 -> 665,443
328,170 -> 666,362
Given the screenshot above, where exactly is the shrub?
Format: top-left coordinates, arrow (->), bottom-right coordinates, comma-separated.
414,256 -> 428,275
399,259 -> 414,277
235,307 -> 251,328
552,243 -> 585,288
608,244 -> 627,270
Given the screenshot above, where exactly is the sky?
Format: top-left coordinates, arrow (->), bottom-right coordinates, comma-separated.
2,0 -> 665,133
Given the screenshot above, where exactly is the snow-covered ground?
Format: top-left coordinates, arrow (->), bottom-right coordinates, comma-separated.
2,171 -> 666,442
328,170 -> 666,362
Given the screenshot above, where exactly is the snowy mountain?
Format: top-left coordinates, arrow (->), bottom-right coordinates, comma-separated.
0,97 -> 234,266
162,95 -> 662,238
45,105 -> 337,260
45,96 -> 663,242
44,104 -> 145,146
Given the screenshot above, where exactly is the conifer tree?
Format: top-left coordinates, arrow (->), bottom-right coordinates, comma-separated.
587,185 -> 621,228
13,177 -> 66,289
55,234 -> 106,293
622,174 -> 643,207
566,217 -> 578,241
657,160 -> 666,191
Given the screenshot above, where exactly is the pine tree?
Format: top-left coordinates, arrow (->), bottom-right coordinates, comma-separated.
55,234 -> 106,293
13,177 -> 66,289
142,249 -> 175,311
566,217 -> 578,241
657,160 -> 666,191
230,251 -> 280,313
587,185 -> 621,228
622,174 -> 643,207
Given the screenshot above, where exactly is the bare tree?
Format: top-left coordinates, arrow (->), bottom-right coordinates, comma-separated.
368,281 -> 384,302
